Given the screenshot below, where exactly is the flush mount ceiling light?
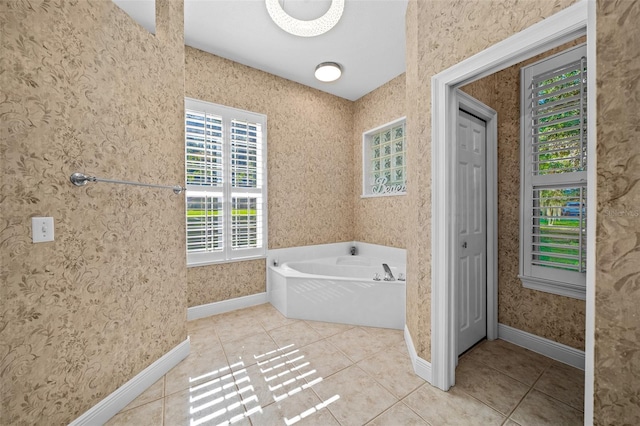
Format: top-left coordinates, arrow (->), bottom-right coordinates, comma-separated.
315,62 -> 342,82
265,0 -> 345,37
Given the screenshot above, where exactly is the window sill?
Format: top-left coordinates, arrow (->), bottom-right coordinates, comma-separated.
361,192 -> 407,199
187,255 -> 266,268
519,274 -> 586,300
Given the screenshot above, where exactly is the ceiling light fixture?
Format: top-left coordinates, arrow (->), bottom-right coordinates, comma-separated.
315,62 -> 342,82
265,0 -> 345,37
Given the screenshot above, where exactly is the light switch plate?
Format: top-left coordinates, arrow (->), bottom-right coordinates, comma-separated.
32,217 -> 54,243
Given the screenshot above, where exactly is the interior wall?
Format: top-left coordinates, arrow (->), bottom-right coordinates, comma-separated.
0,1 -> 187,424
185,47 -> 355,307
594,1 -> 640,424
460,37 -> 587,351
404,0 -> 579,364
353,74 -> 408,247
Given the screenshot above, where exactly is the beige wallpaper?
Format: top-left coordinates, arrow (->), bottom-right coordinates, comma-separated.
185,47 -> 355,306
404,0 -> 579,362
353,74 -> 408,248
460,37 -> 587,351
594,1 -> 640,424
0,0 -> 187,424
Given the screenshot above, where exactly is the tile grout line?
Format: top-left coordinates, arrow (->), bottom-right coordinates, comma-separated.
397,385 -> 435,425
502,358 -> 553,423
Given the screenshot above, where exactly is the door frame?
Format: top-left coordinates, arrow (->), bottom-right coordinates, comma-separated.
430,1 -> 593,411
454,91 -> 498,358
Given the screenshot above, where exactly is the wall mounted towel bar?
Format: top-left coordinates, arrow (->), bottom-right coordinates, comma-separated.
70,172 -> 185,194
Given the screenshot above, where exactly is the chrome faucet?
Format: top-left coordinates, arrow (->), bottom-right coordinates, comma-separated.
382,263 -> 395,281
350,246 -> 357,255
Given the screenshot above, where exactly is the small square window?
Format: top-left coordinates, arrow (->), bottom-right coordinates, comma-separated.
362,118 -> 407,197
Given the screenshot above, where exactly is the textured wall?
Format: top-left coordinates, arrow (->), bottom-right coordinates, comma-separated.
185,47 -> 354,306
460,37 -> 587,351
0,0 -> 186,424
405,0 -> 579,361
353,74 -> 407,247
594,0 -> 640,424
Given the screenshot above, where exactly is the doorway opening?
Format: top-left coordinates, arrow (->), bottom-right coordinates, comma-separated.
429,4 -> 593,419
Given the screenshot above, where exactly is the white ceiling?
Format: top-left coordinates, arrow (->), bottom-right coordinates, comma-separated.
112,0 -> 408,101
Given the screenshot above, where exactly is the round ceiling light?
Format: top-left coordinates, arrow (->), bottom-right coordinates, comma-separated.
315,62 -> 342,82
265,0 -> 345,37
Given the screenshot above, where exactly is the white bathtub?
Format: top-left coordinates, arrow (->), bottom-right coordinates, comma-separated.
268,244 -> 406,330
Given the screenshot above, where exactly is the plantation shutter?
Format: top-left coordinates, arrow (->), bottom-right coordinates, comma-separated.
230,119 -> 264,251
185,109 -> 224,255
520,44 -> 587,299
185,98 -> 267,265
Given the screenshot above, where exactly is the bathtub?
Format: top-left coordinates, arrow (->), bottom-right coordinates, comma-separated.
268,246 -> 406,330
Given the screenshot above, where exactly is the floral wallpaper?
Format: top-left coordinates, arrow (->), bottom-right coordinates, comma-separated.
460,37 -> 587,351
0,0 -> 187,424
185,47 -> 355,306
404,0 -> 579,363
594,1 -> 640,424
353,74 -> 408,248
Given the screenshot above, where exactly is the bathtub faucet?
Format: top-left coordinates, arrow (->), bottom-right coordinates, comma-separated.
382,263 -> 395,281
350,246 -> 357,255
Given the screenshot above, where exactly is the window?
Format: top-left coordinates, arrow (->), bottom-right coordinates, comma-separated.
185,98 -> 267,266
362,117 -> 407,197
519,44 -> 587,299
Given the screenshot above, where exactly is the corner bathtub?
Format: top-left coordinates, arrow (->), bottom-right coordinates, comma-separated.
268,256 -> 405,330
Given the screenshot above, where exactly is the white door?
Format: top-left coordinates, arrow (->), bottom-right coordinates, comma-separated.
457,109 -> 487,356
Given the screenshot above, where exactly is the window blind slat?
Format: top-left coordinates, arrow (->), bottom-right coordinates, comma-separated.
531,59 -> 583,85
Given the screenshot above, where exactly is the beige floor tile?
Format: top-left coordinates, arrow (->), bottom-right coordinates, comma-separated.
253,304 -> 299,330
403,383 -> 505,426
268,321 -> 324,349
455,356 -> 530,415
504,420 -> 521,426
233,361 -> 322,411
189,328 -> 224,357
187,316 -> 219,333
363,326 -> 405,348
466,339 -> 551,385
510,389 -> 583,426
358,348 -> 425,398
164,387 -> 251,426
119,377 -> 164,412
222,330 -> 279,369
214,312 -> 267,343
164,348 -> 232,396
534,361 -> 585,411
245,386 -> 340,426
287,339 -> 353,381
312,365 -> 398,426
366,402 -> 430,426
304,319 -> 355,337
327,327 -> 389,362
105,399 -> 163,426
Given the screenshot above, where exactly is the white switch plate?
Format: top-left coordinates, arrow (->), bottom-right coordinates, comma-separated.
32,217 -> 54,243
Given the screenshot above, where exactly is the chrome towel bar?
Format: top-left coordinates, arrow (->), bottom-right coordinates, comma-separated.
70,172 -> 185,194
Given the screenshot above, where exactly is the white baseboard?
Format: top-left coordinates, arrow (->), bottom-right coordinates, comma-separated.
187,292 -> 268,320
404,325 -> 432,383
70,338 -> 190,426
498,323 -> 585,370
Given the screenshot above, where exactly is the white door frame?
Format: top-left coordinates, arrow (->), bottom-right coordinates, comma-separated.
455,90 -> 498,358
430,2 -> 594,421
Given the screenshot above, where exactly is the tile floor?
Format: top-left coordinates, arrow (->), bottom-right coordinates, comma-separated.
107,304 -> 584,426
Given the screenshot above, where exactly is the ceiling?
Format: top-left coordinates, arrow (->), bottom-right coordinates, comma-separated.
112,0 -> 408,101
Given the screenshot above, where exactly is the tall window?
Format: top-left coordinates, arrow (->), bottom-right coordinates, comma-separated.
520,44 -> 587,299
185,98 -> 267,266
362,117 -> 407,197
